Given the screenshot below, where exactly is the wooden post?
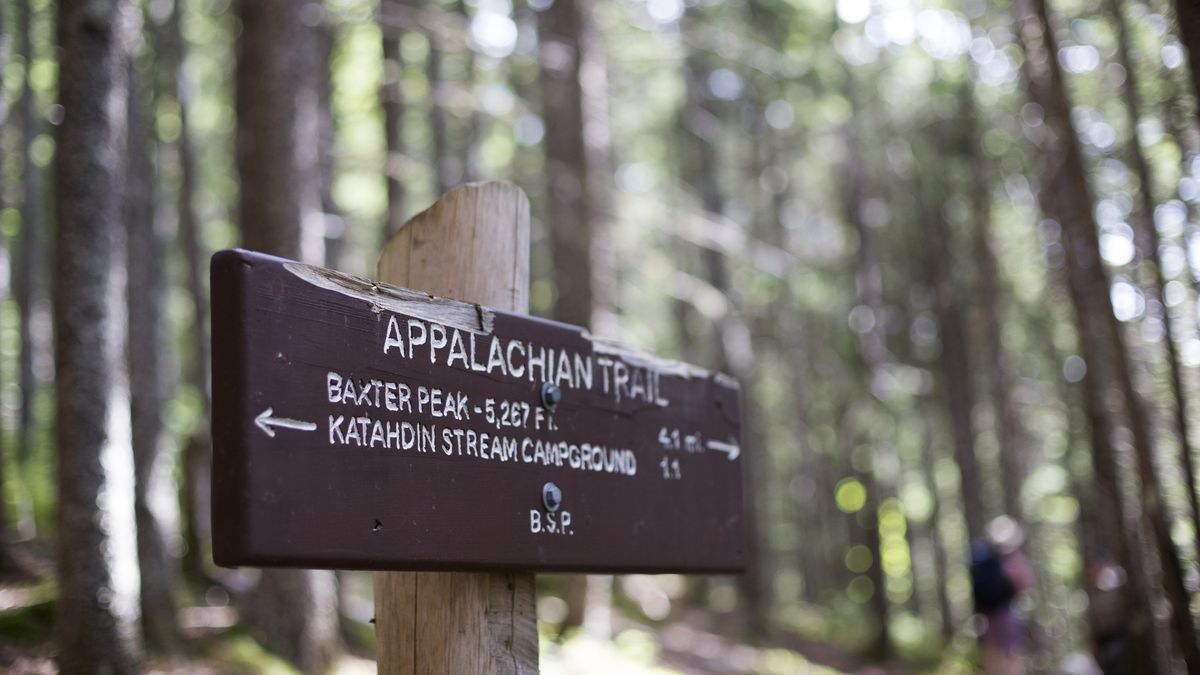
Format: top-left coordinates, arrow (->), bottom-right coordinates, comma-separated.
373,181 -> 538,674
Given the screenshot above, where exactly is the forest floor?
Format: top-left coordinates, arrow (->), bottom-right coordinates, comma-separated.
0,541 -> 925,674
0,593 -> 921,674
540,615 -> 915,674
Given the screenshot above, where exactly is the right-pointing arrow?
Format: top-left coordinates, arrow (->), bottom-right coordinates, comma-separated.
706,439 -> 740,460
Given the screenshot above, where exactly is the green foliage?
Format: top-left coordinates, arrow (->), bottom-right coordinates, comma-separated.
4,0 -> 1200,668
0,582 -> 55,644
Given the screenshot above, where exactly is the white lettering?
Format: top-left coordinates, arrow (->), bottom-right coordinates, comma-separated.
327,372 -> 342,403
507,340 -> 526,378
429,323 -> 448,364
447,329 -> 469,369
384,315 -> 406,356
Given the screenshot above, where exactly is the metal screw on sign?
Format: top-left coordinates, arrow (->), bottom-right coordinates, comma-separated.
542,482 -> 562,512
540,382 -> 562,411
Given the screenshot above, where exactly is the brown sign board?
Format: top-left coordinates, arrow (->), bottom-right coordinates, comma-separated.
211,249 -> 745,573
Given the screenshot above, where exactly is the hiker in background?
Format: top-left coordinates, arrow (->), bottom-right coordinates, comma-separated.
971,516 -> 1035,675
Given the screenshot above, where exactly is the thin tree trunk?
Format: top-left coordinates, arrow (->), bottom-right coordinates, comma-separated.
856,455 -> 891,659
840,124 -> 892,658
820,447 -> 847,591
155,0 -> 212,585
125,50 -> 180,653
580,11 -> 615,335
13,0 -> 42,545
426,28 -> 451,195
961,86 -> 1027,522
54,0 -> 142,670
912,116 -> 989,541
1030,295 -> 1169,672
1014,0 -> 1200,666
1171,0 -> 1200,127
381,0 -> 407,240
762,135 -> 820,605
781,315 -> 819,602
675,29 -> 768,634
503,0 -> 543,213
0,165 -> 11,576
1073,364 -> 1168,673
0,0 -> 7,127
1158,75 -> 1200,332
0,207 -> 10,568
807,424 -> 838,601
317,21 -> 344,269
171,5 -> 209,415
538,0 -> 592,328
456,0 -> 482,182
920,415 -> 955,639
973,243 -> 1026,521
538,0 -> 606,632
235,0 -> 338,669
1109,0 -> 1200,541
929,219 -> 987,541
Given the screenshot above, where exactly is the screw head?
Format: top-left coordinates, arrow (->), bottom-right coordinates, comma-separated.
540,382 -> 562,411
542,482 -> 562,512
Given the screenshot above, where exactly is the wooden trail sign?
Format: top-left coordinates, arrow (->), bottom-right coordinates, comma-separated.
211,249 -> 745,573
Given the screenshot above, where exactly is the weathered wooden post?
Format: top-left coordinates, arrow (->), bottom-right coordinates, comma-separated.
210,181 -> 744,675
373,181 -> 537,673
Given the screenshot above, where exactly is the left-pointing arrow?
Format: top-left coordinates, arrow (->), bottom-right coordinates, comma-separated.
255,408 -> 318,438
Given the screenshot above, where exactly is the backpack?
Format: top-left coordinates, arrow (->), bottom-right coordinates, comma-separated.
970,540 -> 1016,613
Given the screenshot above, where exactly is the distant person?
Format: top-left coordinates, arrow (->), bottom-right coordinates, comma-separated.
970,516 -> 1035,675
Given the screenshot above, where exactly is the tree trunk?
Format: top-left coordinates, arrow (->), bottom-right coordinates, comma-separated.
235,0 -> 338,669
920,415 -> 955,639
832,40 -> 894,650
427,28 -> 451,195
154,0 -> 213,584
538,0 -> 618,633
930,234 -> 986,541
381,1 -> 407,240
54,0 -> 142,671
754,112 -> 820,610
317,21 -> 344,269
1029,292 -> 1169,672
0,200 -> 10,568
972,232 -> 1025,521
579,10 -> 615,336
11,0 -> 42,552
840,117 -> 892,658
0,1 -> 7,126
913,119 -> 989,542
1155,57 -> 1200,314
236,0 -> 325,264
456,0 -> 482,183
961,85 -> 1027,523
781,315 -> 819,602
1171,0 -> 1200,128
675,24 -> 768,632
1109,0 -> 1200,542
856,457 -> 891,659
1073,364 -> 1168,673
1013,0 -> 1200,666
537,0 -> 592,329
0,206 -> 6,557
125,51 -> 180,653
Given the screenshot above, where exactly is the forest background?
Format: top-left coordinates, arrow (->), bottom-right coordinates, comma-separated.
6,0 -> 1200,672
